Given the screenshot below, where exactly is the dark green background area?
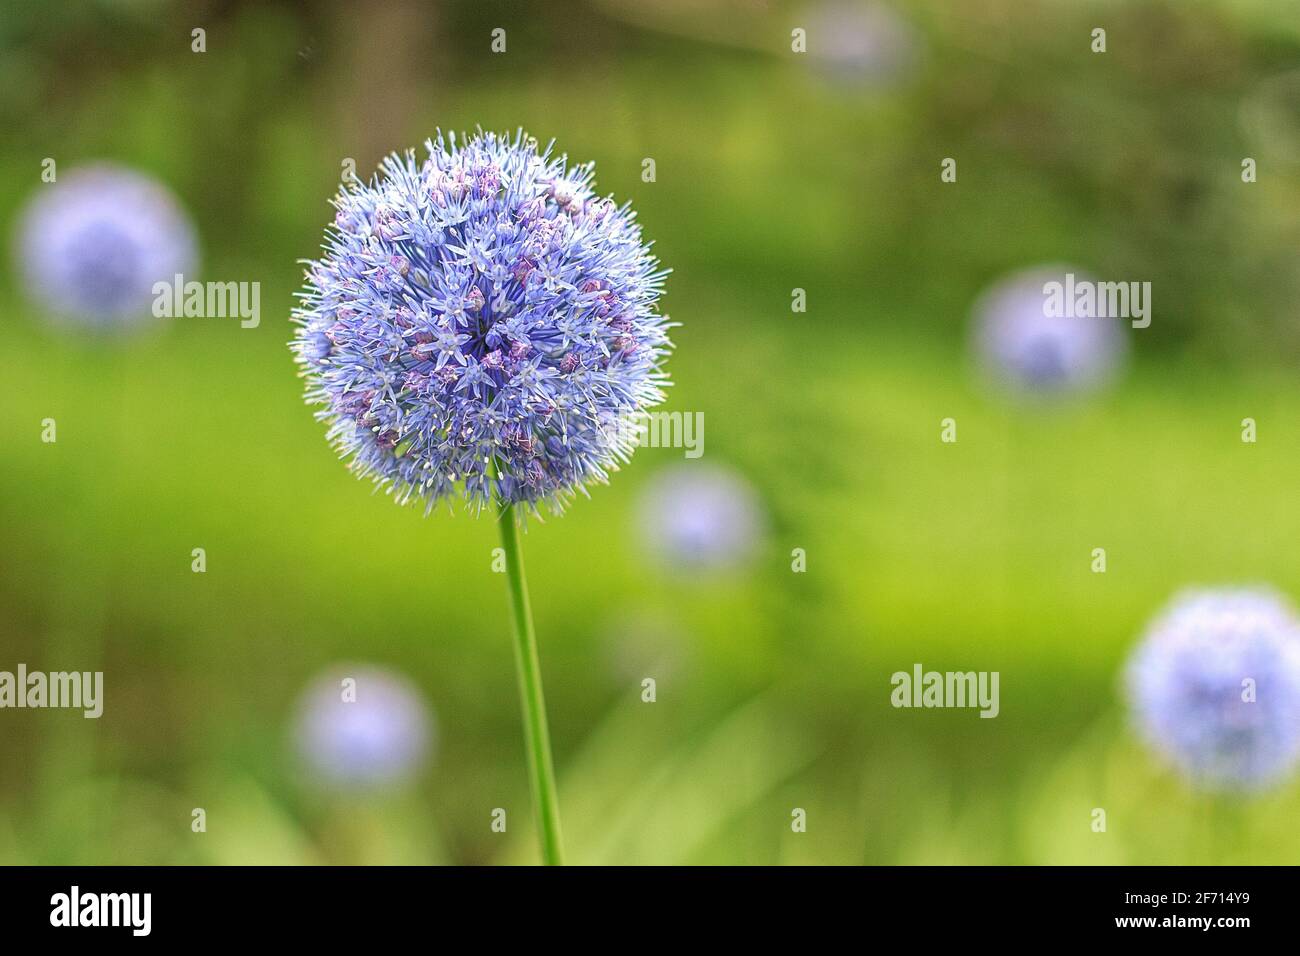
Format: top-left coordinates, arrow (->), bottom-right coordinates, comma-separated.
1,0 -> 1298,863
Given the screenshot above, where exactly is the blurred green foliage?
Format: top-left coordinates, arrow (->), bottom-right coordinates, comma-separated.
1,0 -> 1298,863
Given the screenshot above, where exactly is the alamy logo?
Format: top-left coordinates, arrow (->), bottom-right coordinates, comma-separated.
152,273 -> 261,328
1043,273 -> 1151,328
0,664 -> 102,718
890,664 -> 1000,718
50,886 -> 151,936
601,410 -> 704,459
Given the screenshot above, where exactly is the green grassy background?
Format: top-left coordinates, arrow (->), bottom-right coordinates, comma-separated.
1,0 -> 1298,863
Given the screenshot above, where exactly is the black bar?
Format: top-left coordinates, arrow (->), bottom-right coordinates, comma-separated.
0,866 -> 1285,941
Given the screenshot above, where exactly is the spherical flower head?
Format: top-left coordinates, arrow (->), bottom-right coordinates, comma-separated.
972,266 -> 1126,396
15,163 -> 197,330
637,463 -> 764,573
1126,587 -> 1300,791
293,666 -> 434,790
291,130 -> 673,516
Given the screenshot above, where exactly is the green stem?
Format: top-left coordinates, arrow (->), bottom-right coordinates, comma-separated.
496,498 -> 565,865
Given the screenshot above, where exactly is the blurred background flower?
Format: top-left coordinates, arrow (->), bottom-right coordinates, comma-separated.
805,1 -> 922,90
292,666 -> 434,791
971,266 -> 1127,397
636,463 -> 765,574
1126,588 -> 1300,791
14,163 -> 197,330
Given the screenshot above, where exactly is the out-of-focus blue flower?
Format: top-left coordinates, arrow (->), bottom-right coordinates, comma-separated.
291,129 -> 673,516
293,666 -> 434,790
806,0 -> 921,89
15,164 -> 197,329
637,464 -> 764,573
1126,587 -> 1300,790
972,266 -> 1126,395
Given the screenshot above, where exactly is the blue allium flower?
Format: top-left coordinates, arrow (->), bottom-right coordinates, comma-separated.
291,130 -> 673,515
293,666 -> 434,790
972,266 -> 1126,395
637,464 -> 764,573
15,163 -> 197,329
1126,588 -> 1300,790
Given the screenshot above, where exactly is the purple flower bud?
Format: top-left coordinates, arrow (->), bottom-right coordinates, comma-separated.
403,370 -> 431,393
475,162 -> 501,195
522,219 -> 555,258
549,179 -> 579,208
